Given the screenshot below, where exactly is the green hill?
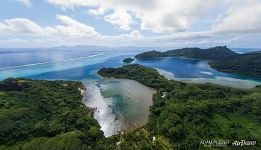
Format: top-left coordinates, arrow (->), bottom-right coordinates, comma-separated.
98,64 -> 261,149
164,46 -> 238,60
1,66 -> 260,149
134,46 -> 261,78
135,50 -> 166,59
0,78 -> 104,150
123,57 -> 134,63
135,46 -> 238,60
210,53 -> 261,78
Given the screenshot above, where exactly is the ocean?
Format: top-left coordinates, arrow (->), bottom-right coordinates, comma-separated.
0,47 -> 260,137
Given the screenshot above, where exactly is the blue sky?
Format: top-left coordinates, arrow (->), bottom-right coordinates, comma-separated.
0,0 -> 260,48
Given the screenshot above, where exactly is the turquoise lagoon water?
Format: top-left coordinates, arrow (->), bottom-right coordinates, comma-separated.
0,48 -> 260,136
82,79 -> 156,137
1,48 -> 260,86
135,57 -> 261,89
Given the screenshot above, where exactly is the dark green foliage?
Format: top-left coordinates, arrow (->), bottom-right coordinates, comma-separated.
135,46 -> 237,60
135,50 -> 166,59
98,64 -> 179,90
99,64 -> 261,149
1,64 -> 260,149
97,129 -> 167,150
123,57 -> 135,63
135,46 -> 261,78
0,78 -> 31,91
0,78 -> 104,150
210,53 -> 261,78
164,46 -> 238,60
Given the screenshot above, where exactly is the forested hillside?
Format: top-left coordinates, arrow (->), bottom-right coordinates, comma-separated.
0,78 -> 103,150
134,46 -> 261,78
99,64 -> 261,149
1,70 -> 260,149
209,53 -> 261,78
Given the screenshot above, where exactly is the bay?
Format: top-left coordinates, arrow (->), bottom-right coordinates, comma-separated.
0,48 -> 260,137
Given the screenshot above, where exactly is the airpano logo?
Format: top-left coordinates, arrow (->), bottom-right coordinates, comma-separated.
232,140 -> 256,146
200,139 -> 257,147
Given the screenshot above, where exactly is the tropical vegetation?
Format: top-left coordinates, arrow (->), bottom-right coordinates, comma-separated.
134,46 -> 261,78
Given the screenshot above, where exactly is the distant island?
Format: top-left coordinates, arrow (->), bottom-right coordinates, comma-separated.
135,46 -> 238,59
135,50 -> 165,59
135,46 -> 261,78
98,64 -> 261,149
123,57 -> 134,63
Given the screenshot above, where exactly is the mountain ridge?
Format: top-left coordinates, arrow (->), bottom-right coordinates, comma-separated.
134,46 -> 261,78
135,46 -> 238,60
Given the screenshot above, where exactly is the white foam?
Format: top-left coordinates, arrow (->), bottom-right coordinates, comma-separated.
175,76 -> 260,89
200,71 -> 213,75
156,68 -> 175,80
81,79 -> 156,137
82,81 -> 121,137
0,53 -> 104,70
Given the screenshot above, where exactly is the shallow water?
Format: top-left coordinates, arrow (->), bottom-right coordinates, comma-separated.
82,79 -> 156,137
136,57 -> 261,89
0,49 -> 260,136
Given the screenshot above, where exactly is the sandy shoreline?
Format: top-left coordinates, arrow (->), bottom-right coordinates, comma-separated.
80,79 -> 156,137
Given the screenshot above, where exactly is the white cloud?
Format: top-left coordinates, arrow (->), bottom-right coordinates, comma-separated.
16,0 -> 32,7
128,30 -> 143,39
0,15 -> 143,46
101,30 -> 143,40
46,0 -> 261,35
0,18 -> 43,34
47,0 -> 217,33
1,0 -> 261,47
104,10 -> 133,30
0,15 -> 98,37
88,7 -> 107,16
213,1 -> 261,34
46,0 -> 99,9
55,15 -> 98,37
137,0 -> 216,33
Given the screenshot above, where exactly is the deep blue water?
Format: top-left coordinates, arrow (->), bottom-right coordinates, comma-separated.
0,49 -> 101,68
136,57 -> 246,79
1,48 -> 261,136
136,57 -> 261,88
0,48 -> 260,88
0,48 -> 156,137
29,55 -> 128,80
0,49 -> 133,80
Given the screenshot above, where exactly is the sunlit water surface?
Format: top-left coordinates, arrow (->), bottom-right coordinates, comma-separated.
0,48 -> 260,136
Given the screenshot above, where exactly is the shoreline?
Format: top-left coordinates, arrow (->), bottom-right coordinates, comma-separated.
81,79 -> 156,137
81,81 -> 122,137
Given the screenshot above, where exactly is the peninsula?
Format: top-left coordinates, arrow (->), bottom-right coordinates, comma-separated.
135,46 -> 261,78
98,64 -> 261,149
1,65 -> 260,149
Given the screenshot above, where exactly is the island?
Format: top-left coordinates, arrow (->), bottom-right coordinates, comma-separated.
98,64 -> 261,149
135,46 -> 261,78
135,50 -> 166,59
135,46 -> 238,60
1,66 -> 260,149
123,57 -> 134,63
